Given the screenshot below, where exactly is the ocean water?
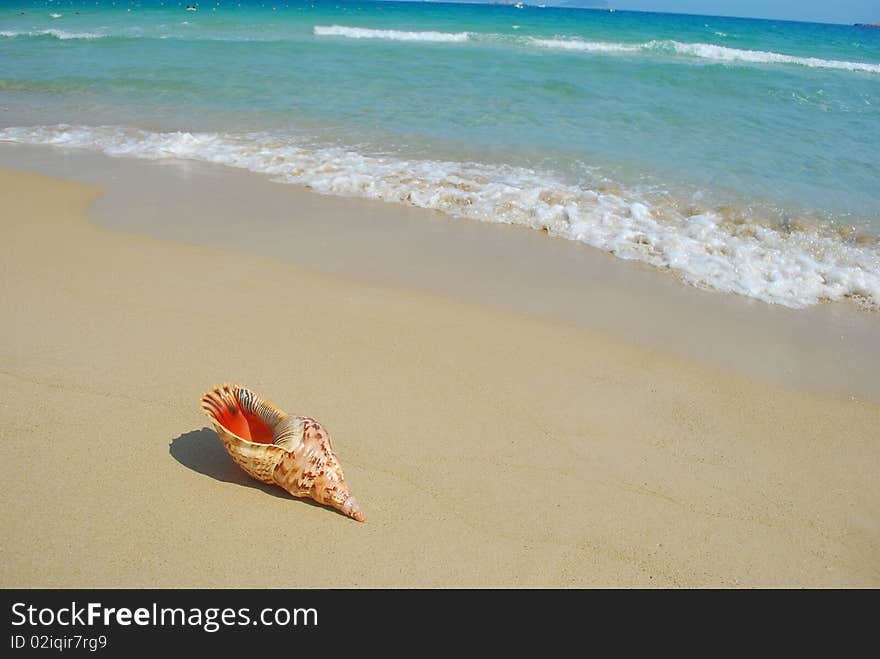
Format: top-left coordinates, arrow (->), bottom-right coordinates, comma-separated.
1,1 -> 879,309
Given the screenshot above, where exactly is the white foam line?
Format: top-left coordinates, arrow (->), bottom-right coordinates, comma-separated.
529,37 -> 880,73
313,25 -> 470,43
1,124 -> 878,310
666,40 -> 880,73
530,38 -> 640,53
0,29 -> 108,40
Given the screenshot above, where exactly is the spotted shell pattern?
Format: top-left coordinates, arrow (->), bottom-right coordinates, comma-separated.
200,383 -> 365,522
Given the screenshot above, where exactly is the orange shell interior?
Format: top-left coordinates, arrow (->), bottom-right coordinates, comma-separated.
205,394 -> 274,444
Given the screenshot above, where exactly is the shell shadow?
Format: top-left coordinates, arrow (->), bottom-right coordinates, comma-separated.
169,427 -> 291,500
169,428 -> 346,516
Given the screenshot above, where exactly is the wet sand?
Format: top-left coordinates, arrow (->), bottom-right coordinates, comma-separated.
1,165 -> 878,587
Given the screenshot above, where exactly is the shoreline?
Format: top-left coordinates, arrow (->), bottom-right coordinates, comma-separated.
1,163 -> 878,587
3,142 -> 879,402
2,124 -> 878,314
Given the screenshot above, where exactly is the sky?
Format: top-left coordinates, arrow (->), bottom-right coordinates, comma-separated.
593,1 -> 878,25
539,1 -> 879,25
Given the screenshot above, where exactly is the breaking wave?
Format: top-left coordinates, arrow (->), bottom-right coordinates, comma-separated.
0,29 -> 109,40
313,25 -> 470,43
529,38 -> 880,73
1,124 -> 877,310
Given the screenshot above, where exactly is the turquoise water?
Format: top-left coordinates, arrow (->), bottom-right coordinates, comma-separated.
2,1 -> 879,308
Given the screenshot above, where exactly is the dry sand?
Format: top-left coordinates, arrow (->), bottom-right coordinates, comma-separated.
1,167 -> 878,587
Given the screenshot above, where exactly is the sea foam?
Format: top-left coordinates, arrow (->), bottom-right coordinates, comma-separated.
529,38 -> 640,53
529,38 -> 880,73
0,29 -> 108,40
1,124 -> 877,310
314,25 -> 470,43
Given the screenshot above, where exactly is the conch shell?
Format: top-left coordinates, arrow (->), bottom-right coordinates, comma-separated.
200,383 -> 365,522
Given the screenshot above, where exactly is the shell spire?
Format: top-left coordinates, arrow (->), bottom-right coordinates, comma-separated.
200,383 -> 365,522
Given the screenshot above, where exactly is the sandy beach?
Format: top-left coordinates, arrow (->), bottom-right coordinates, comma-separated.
1,164 -> 878,588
